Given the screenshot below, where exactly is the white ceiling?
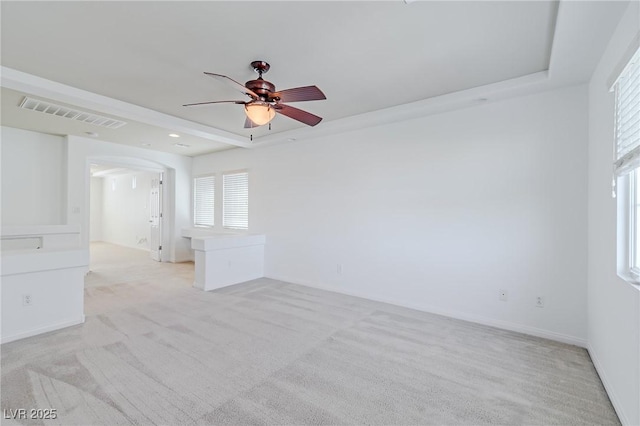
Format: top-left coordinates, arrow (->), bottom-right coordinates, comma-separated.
1,87 -> 232,156
0,1 -> 629,156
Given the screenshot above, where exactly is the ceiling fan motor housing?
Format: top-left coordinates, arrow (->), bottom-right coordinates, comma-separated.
245,79 -> 275,100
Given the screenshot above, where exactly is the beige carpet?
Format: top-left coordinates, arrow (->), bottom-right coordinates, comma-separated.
1,243 -> 619,425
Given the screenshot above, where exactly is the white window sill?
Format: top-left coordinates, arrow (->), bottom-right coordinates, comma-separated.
617,272 -> 640,291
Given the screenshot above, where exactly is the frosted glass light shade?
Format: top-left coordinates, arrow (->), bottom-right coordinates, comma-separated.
244,102 -> 275,126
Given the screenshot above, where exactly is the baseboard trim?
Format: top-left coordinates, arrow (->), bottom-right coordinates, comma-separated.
267,274 -> 587,347
587,344 -> 630,426
1,315 -> 85,345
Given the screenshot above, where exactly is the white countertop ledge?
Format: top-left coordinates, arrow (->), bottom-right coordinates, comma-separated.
2,224 -> 81,237
1,248 -> 89,276
181,227 -> 236,238
189,234 -> 266,251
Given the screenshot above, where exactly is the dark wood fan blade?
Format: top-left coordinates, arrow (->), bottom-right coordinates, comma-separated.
271,85 -> 326,103
183,100 -> 246,107
275,104 -> 322,126
204,72 -> 259,99
244,117 -> 257,128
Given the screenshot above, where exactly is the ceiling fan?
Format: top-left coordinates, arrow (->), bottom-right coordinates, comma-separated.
183,60 -> 326,128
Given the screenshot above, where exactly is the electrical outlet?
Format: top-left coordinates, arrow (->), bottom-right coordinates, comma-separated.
23,294 -> 32,306
536,296 -> 545,308
336,264 -> 343,275
499,289 -> 508,301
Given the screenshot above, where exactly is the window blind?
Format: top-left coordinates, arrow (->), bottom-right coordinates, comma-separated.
194,175 -> 215,227
614,48 -> 640,177
223,171 -> 248,230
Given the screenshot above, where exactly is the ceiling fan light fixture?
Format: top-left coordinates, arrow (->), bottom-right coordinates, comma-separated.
244,102 -> 275,126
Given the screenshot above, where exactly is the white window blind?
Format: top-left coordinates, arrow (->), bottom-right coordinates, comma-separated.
223,171 -> 248,230
194,175 -> 215,227
614,47 -> 640,177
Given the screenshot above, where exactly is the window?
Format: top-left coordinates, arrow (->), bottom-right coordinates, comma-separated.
223,171 -> 248,230
614,47 -> 640,281
194,175 -> 215,227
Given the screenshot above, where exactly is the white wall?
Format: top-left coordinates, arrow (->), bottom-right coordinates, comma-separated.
1,127 -> 65,226
100,171 -> 155,250
587,1 -> 640,425
89,177 -> 103,242
193,85 -> 589,345
65,136 -> 192,262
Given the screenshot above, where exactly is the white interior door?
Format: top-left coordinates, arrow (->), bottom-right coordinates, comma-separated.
149,173 -> 163,261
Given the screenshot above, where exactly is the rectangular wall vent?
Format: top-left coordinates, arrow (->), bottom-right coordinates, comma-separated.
19,97 -> 127,129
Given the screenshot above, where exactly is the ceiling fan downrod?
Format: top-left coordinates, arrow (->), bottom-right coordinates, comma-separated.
245,61 -> 275,101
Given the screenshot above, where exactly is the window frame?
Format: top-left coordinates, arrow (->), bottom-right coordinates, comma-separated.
630,172 -> 639,277
614,46 -> 640,286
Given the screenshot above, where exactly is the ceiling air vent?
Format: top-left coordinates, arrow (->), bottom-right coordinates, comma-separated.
19,97 -> 127,129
